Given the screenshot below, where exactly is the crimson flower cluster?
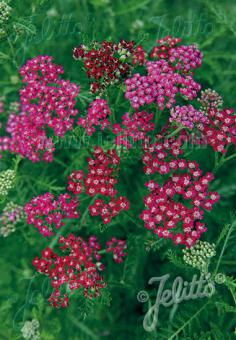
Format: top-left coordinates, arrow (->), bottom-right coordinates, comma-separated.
32,234 -> 106,308
0,56 -> 80,162
25,193 -> 79,237
113,111 -> 155,149
106,237 -> 128,263
199,107 -> 236,153
150,36 -> 182,59
77,98 -> 111,136
73,40 -> 145,93
68,147 -> 130,224
141,135 -> 220,247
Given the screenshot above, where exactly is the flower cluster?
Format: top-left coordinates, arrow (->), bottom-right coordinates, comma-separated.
68,147 -> 130,224
89,196 -> 130,224
0,56 -> 80,162
113,111 -> 154,149
170,104 -> 208,129
25,193 -> 79,237
73,40 -> 145,93
141,136 -> 220,247
125,59 -> 201,110
32,234 -> 106,308
198,89 -> 223,112
0,201 -> 25,237
199,107 -> 236,153
78,98 -> 111,136
0,1 -> 11,38
106,237 -> 127,263
21,319 -> 40,340
150,36 -> 203,72
0,1 -> 11,24
183,240 -> 216,272
0,169 -> 15,196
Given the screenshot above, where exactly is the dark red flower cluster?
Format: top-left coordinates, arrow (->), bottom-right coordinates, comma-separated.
73,40 -> 146,93
199,107 -> 236,153
150,36 -> 182,59
77,98 -> 111,136
32,234 -> 106,308
140,136 -> 220,247
0,56 -> 80,162
89,196 -> 130,224
25,193 -> 79,237
106,237 -> 128,263
67,147 -> 130,224
113,111 -> 155,149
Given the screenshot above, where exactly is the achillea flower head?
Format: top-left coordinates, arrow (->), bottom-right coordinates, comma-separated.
170,105 -> 208,129
0,1 -> 12,25
141,136 -> 220,247
73,40 -> 146,93
0,56 -> 80,162
199,107 -> 236,153
106,237 -> 127,263
0,169 -> 15,196
125,59 -> 201,111
0,201 -> 25,237
25,192 -> 80,237
21,319 -> 40,340
198,89 -> 223,112
78,98 -> 111,136
113,111 -> 155,149
68,147 -> 130,224
183,240 -> 216,272
33,234 -> 106,308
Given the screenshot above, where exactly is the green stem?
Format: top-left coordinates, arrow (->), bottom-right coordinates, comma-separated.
166,126 -> 184,138
214,220 -> 236,275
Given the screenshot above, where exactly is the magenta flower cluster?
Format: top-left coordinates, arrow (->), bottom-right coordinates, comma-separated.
0,56 -> 80,162
78,98 -> 111,136
125,59 -> 201,110
170,104 -> 209,129
113,111 -> 155,149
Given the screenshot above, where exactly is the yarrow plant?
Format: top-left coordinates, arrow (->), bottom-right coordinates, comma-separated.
1,35 -> 236,313
0,201 -> 25,237
0,169 -> 15,196
21,319 -> 40,340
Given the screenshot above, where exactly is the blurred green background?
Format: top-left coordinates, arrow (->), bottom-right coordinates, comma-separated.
0,0 -> 236,339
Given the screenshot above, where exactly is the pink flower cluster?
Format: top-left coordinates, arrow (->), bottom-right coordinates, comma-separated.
199,108 -> 236,153
150,36 -> 203,73
0,56 -> 80,162
168,44 -> 202,72
78,99 -> 111,136
141,136 -> 220,247
170,105 -> 208,129
25,193 -> 79,237
113,111 -> 155,149
32,234 -> 106,308
106,237 -> 128,263
125,59 -> 201,110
